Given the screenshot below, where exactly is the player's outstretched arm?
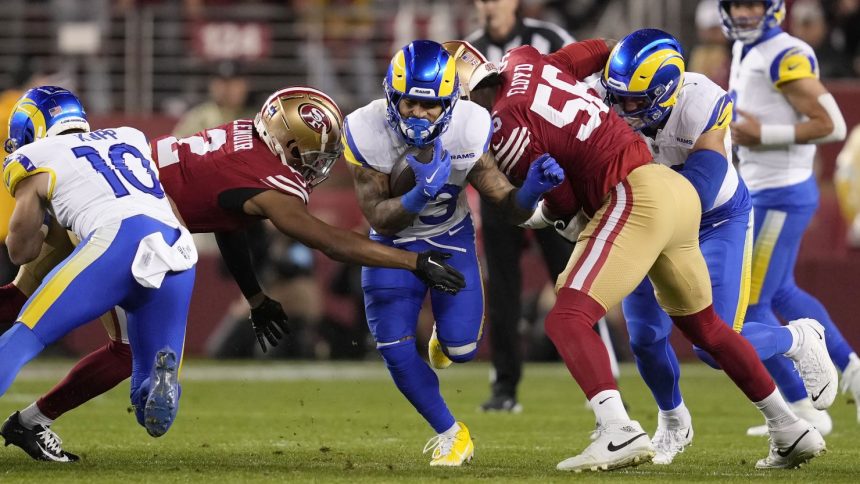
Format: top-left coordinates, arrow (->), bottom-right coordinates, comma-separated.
244,190 -> 465,293
468,152 -> 565,225
6,173 -> 49,265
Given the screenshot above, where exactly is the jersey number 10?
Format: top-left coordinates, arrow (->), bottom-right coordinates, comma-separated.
72,144 -> 165,199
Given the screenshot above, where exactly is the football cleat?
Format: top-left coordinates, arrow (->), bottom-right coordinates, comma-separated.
756,419 -> 826,469
786,319 -> 838,410
144,348 -> 180,437
651,411 -> 694,465
428,324 -> 452,370
0,412 -> 79,462
840,353 -> 860,423
423,421 -> 474,466
556,420 -> 654,472
478,394 -> 522,414
746,398 -> 833,437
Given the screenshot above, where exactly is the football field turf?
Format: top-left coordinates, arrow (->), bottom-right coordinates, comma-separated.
1,360 -> 858,482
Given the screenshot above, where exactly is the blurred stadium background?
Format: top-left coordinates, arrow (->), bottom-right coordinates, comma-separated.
0,0 -> 859,364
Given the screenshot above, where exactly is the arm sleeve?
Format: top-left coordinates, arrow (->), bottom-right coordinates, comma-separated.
546,39 -> 611,80
679,149 -> 728,212
214,230 -> 263,300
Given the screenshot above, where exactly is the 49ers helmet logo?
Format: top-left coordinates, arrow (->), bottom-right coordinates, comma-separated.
299,103 -> 332,134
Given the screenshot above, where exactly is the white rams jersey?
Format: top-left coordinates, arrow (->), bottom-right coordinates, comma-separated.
3,127 -> 180,239
648,72 -> 738,212
729,32 -> 819,190
343,99 -> 492,238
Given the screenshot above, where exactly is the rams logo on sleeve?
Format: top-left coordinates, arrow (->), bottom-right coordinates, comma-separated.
769,47 -> 818,89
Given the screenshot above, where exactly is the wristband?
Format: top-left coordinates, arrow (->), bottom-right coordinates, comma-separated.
401,186 -> 432,214
760,124 -> 796,146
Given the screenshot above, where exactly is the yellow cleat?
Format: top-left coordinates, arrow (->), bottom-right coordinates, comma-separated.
428,324 -> 452,370
423,422 -> 474,466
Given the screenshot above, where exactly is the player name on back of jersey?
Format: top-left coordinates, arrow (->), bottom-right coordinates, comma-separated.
232,120 -> 255,151
507,63 -> 534,97
74,129 -> 120,143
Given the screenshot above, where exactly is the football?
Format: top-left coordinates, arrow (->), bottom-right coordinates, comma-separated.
389,145 -> 435,197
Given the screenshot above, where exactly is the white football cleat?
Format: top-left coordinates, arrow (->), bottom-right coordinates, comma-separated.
840,353 -> 860,423
651,412 -> 694,465
786,319 -> 838,410
746,398 -> 832,437
557,420 -> 654,472
756,419 -> 826,469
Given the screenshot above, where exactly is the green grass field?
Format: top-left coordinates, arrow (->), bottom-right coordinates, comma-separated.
1,360 -> 858,483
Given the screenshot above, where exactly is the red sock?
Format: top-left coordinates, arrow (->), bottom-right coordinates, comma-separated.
36,340 -> 133,419
672,305 -> 775,402
0,283 -> 29,331
545,288 -> 615,399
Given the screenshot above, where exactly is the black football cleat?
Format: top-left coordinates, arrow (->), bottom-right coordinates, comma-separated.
479,394 -> 523,413
1,411 -> 80,462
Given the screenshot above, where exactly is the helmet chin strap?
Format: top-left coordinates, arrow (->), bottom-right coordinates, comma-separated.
254,113 -> 289,167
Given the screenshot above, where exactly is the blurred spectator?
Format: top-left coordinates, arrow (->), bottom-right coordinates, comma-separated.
790,0 -> 854,78
172,61 -> 253,137
688,0 -> 731,88
822,0 -> 860,76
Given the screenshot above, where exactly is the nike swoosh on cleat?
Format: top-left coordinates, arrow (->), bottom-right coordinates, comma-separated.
448,226 -> 463,236
810,382 -> 830,402
685,428 -> 691,439
811,327 -> 823,339
607,432 -> 648,452
425,166 -> 442,184
776,429 -> 809,457
598,396 -> 614,405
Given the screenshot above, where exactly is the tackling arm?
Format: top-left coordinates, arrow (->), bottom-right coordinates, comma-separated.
213,230 -> 266,307
546,38 -> 615,79
6,173 -> 49,265
243,190 -> 417,270
347,163 -> 418,237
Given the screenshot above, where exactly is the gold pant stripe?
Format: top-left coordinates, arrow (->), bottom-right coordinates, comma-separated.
732,211 -> 755,332
18,224 -> 118,329
749,210 -> 787,305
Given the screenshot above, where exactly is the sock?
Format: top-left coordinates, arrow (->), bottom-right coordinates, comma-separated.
545,288 -> 614,399
589,389 -> 629,425
658,401 -> 691,428
630,335 -> 683,411
762,355 -> 808,403
441,422 -> 460,438
784,325 -> 802,356
379,340 -> 455,434
739,322 -> 796,359
754,389 -> 799,430
36,340 -> 132,420
672,306 -> 775,402
18,402 -> 53,429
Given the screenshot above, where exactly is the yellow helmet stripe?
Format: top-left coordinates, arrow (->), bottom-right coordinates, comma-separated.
391,51 -> 407,93
437,55 -> 458,98
627,49 -> 684,93
13,99 -> 48,140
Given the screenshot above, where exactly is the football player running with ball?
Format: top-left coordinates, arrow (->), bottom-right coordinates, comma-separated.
0,87 -> 466,462
720,0 -> 860,429
343,39 -> 563,466
601,29 -> 836,464
450,37 -> 827,471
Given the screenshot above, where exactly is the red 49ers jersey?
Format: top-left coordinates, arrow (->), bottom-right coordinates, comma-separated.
491,42 -> 652,217
151,119 -> 310,232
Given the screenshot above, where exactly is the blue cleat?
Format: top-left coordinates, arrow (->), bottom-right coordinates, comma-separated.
143,348 -> 180,438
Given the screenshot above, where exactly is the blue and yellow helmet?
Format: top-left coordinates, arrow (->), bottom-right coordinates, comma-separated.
719,0 -> 785,44
384,40 -> 459,147
602,29 -> 685,132
5,86 -> 89,154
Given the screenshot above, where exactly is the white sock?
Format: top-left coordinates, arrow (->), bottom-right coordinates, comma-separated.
658,401 -> 691,427
785,325 -> 803,356
441,422 -> 460,438
18,402 -> 53,430
754,390 -> 799,430
590,390 -> 629,425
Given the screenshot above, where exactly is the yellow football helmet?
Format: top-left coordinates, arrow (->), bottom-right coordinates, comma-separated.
254,87 -> 344,188
442,40 -> 499,100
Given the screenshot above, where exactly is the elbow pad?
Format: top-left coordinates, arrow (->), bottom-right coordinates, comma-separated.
810,93 -> 847,144
679,149 -> 728,212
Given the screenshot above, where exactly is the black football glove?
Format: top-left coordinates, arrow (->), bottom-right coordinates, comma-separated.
413,250 -> 466,295
249,296 -> 291,353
